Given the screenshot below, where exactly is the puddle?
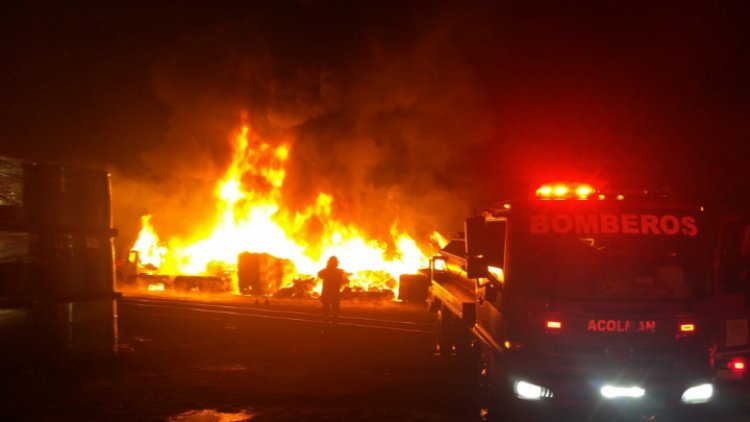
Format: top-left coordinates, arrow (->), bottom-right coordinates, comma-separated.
168,409 -> 254,422
194,363 -> 248,372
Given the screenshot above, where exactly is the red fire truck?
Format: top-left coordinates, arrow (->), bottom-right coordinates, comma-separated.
428,183 -> 717,417
702,195 -> 750,402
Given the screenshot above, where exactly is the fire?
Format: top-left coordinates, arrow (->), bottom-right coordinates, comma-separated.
132,215 -> 166,270
129,124 -> 438,297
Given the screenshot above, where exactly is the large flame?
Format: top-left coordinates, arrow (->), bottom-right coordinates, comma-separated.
130,125 -> 436,296
132,215 -> 166,270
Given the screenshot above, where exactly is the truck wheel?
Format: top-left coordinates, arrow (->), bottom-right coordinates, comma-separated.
453,321 -> 472,357
436,305 -> 454,356
478,348 -> 515,421
478,348 -> 498,420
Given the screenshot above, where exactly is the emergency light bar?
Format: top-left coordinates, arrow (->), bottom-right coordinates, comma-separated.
536,183 -> 596,200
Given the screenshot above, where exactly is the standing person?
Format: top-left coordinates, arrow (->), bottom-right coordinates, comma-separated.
318,256 -> 347,324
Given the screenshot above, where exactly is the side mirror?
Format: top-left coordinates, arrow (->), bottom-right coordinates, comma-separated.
465,216 -> 488,279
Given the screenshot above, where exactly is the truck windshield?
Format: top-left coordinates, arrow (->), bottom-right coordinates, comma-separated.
513,207 -> 708,300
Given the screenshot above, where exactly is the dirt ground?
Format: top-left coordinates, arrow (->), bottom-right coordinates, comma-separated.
6,294 -> 750,421
2,297 -> 479,422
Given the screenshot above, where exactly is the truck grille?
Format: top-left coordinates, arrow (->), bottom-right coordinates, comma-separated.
548,343 -> 680,371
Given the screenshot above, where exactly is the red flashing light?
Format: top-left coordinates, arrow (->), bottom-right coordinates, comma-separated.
536,183 -> 596,200
729,358 -> 746,372
679,323 -> 695,333
553,185 -> 568,196
536,185 -> 553,197
575,185 -> 594,198
546,320 -> 562,330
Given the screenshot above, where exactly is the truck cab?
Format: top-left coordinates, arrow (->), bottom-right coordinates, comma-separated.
428,184 -> 716,415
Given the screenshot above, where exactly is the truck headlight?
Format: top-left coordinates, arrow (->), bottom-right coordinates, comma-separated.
514,380 -> 554,399
600,385 -> 645,399
680,383 -> 713,404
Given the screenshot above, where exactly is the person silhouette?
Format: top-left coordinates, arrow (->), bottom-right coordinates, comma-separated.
317,256 -> 348,324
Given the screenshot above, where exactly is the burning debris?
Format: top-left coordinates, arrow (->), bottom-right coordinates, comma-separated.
237,252 -> 293,296
118,124 -> 443,300
273,276 -> 317,299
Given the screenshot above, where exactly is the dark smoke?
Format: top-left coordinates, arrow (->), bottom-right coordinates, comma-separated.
113,1 -> 499,254
1,2 -> 748,256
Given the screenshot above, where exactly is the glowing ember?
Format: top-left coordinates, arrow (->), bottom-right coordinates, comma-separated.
147,283 -> 166,292
130,124 -> 439,296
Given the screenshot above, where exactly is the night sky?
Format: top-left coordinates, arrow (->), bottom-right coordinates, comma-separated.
1,1 -> 749,250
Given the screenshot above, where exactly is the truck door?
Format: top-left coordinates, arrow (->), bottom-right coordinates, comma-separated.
474,218 -> 507,350
714,215 -> 750,378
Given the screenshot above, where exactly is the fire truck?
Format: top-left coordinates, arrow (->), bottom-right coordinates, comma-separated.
700,192 -> 750,402
427,183 -> 717,416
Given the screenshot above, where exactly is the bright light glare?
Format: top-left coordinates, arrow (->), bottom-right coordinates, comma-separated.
546,320 -> 562,329
681,383 -> 713,404
515,381 -> 542,399
536,183 -> 597,199
553,185 -> 568,196
536,185 -> 553,197
433,258 -> 447,271
487,265 -> 504,283
730,358 -> 746,371
514,381 -> 553,399
147,283 -> 165,292
679,323 -> 695,332
600,385 -> 645,399
575,185 -> 594,198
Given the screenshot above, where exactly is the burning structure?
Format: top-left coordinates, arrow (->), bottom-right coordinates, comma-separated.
120,124 -> 443,299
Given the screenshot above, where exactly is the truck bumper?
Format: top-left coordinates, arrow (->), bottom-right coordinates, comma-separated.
498,352 -> 713,408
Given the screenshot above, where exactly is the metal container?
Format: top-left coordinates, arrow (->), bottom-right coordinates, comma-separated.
0,156 -> 35,230
39,233 -> 115,298
0,308 -> 33,367
398,273 -> 430,303
0,231 -> 39,297
36,164 -> 112,231
33,298 -> 118,359
0,298 -> 118,367
237,252 -> 260,295
31,164 -> 116,299
237,252 -> 290,296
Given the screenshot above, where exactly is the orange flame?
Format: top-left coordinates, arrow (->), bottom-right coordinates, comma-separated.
131,215 -> 166,269
131,125 -> 436,296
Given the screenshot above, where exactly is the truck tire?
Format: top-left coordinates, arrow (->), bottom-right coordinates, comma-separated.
453,320 -> 472,356
478,348 -> 516,421
436,303 -> 474,357
436,304 -> 454,356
